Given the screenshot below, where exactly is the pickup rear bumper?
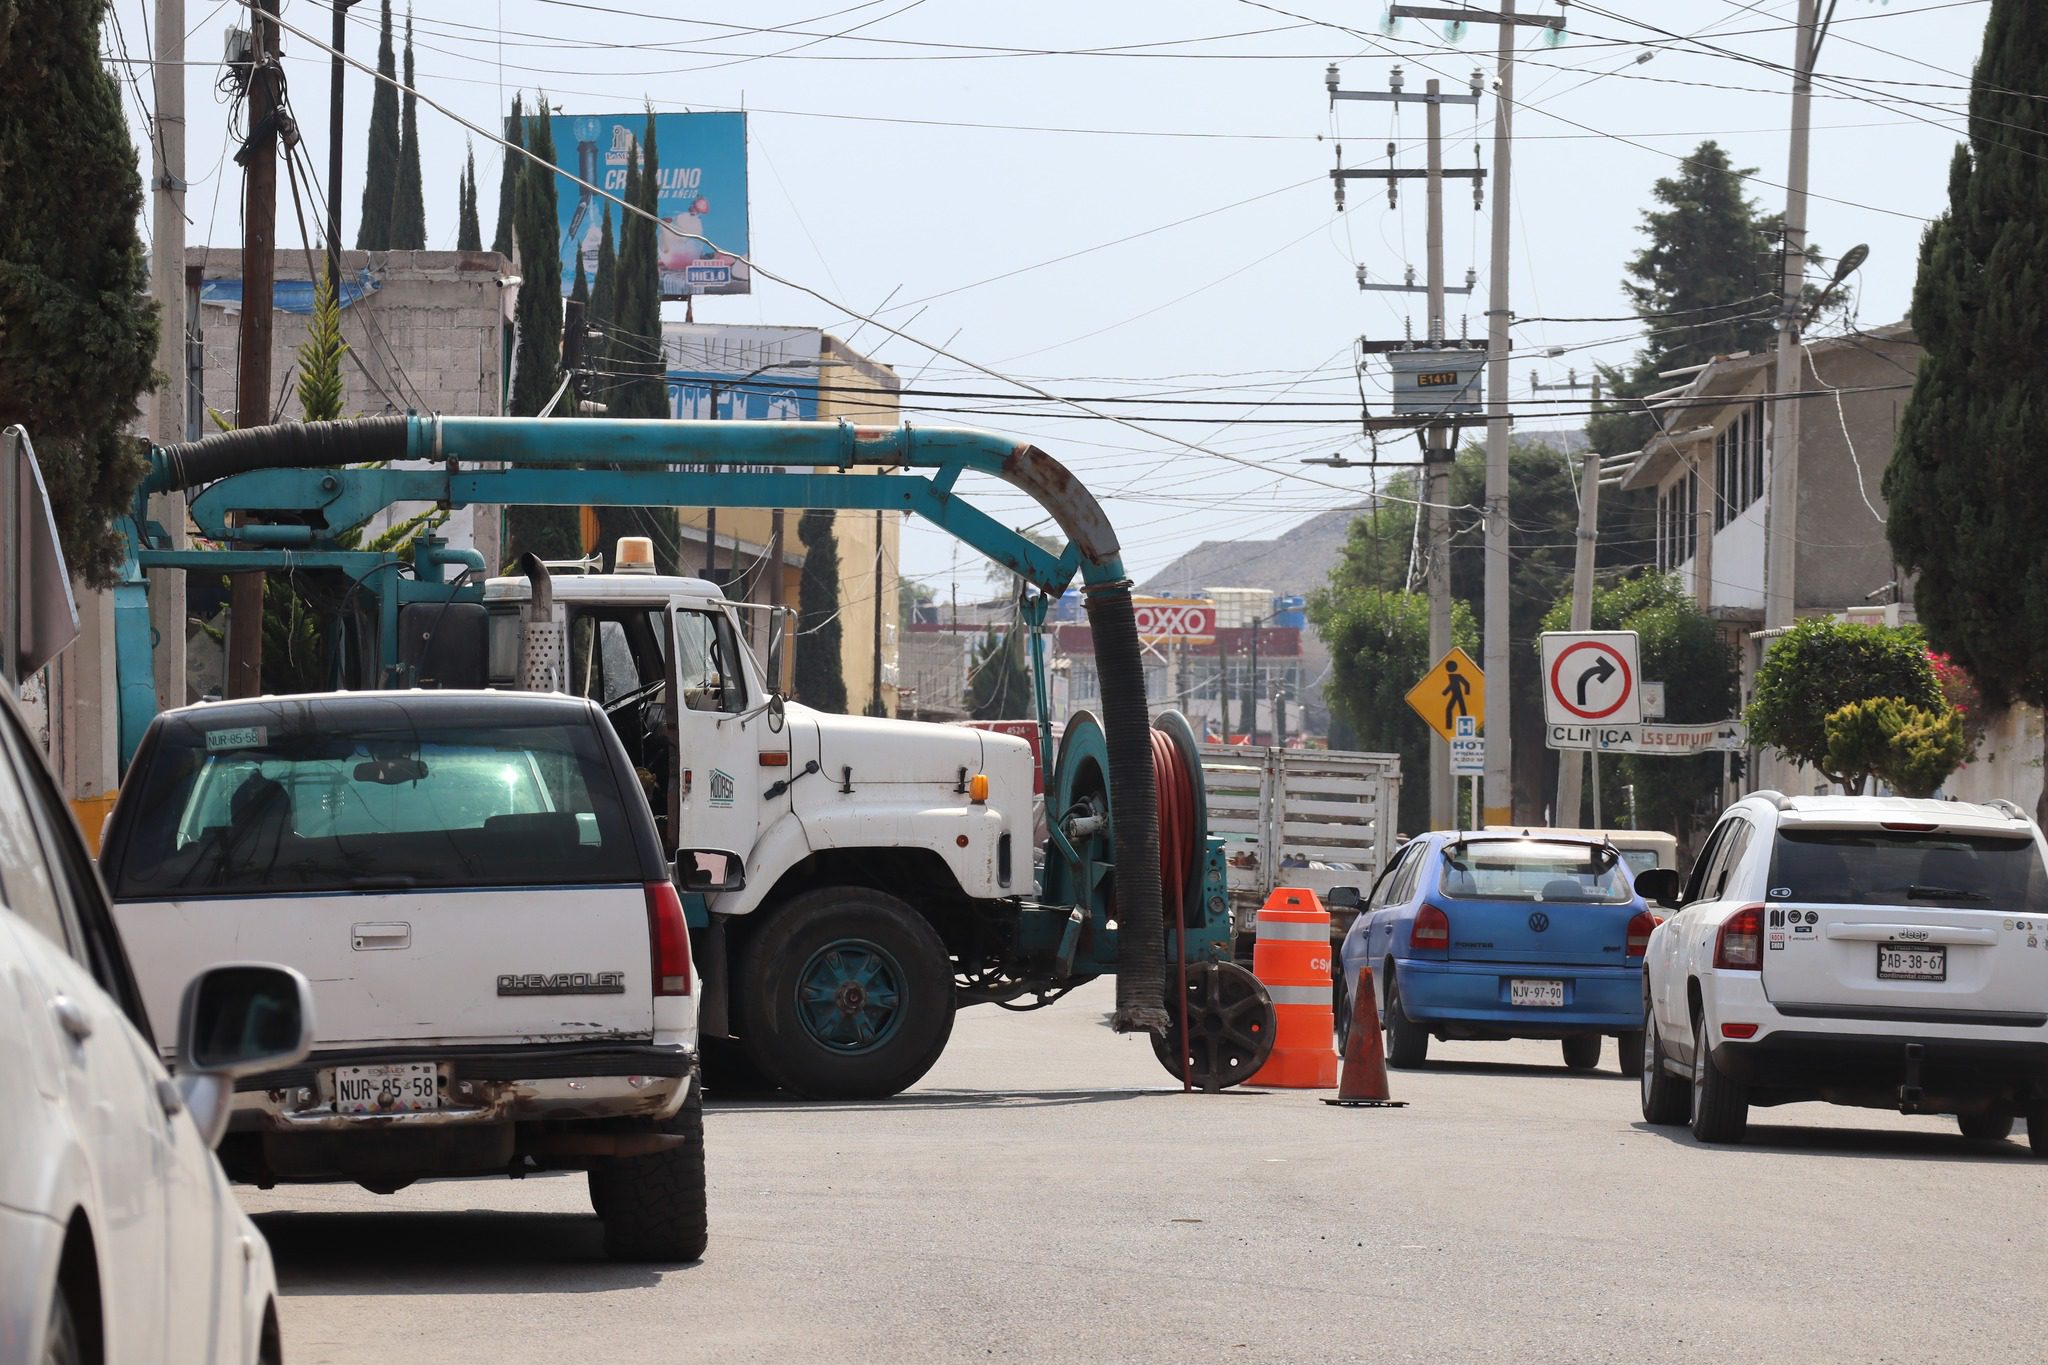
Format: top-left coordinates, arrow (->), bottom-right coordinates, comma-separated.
229,1041 -> 696,1133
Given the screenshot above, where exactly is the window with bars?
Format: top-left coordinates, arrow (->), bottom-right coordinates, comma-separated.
1713,403 -> 1766,529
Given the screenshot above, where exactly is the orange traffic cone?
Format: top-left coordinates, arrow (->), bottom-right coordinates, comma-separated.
1246,887 -> 1340,1089
1323,965 -> 1407,1108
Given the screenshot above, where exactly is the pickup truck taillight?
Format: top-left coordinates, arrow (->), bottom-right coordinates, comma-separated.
1412,903 -> 1450,952
647,882 -> 693,995
1624,910 -> 1660,960
1713,905 -> 1764,970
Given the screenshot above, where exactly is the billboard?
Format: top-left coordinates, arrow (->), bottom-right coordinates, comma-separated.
662,323 -> 820,422
1133,599 -> 1216,645
548,111 -> 750,300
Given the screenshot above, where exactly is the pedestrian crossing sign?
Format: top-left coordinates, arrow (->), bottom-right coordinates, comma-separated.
1406,647 -> 1485,743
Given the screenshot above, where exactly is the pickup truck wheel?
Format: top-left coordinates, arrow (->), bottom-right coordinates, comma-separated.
1957,1111 -> 2013,1142
1689,1013 -> 1749,1144
1561,1034 -> 1602,1072
1639,1001 -> 1688,1124
588,1083 -> 708,1262
738,886 -> 955,1101
1382,974 -> 1428,1069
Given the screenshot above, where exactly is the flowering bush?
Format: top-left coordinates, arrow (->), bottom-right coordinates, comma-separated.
1927,651 -> 1989,759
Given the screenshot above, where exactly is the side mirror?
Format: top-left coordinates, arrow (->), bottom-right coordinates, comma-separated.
675,848 -> 746,894
766,606 -> 792,698
175,962 -> 316,1148
1633,867 -> 1681,909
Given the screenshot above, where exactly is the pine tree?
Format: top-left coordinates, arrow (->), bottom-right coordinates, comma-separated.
1586,142 -> 1785,457
588,205 -> 616,330
796,509 -> 848,712
456,142 -> 482,251
503,95 -> 579,562
491,93 -> 522,257
387,7 -> 426,250
967,628 -> 1029,721
0,0 -> 158,587
356,0 -> 400,251
1885,0 -> 2048,819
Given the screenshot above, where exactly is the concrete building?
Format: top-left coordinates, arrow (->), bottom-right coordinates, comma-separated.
1616,323 -> 1925,802
661,323 -> 903,717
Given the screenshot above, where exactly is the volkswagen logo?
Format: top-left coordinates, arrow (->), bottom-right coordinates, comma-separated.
1528,911 -> 1550,933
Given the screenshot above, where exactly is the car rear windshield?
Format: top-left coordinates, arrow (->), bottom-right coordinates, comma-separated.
1438,840 -> 1631,904
1768,827 -> 2048,910
109,711 -> 642,898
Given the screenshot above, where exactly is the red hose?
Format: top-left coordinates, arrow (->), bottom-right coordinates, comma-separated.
1152,729 -> 1197,1092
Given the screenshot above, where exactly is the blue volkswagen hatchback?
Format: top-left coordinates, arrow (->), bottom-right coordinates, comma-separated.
1336,832 -> 1660,1074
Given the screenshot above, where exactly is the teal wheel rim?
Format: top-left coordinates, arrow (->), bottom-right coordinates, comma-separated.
795,938 -> 908,1054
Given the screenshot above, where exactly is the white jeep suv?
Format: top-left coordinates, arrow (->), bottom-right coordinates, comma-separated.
1639,792 -> 2048,1151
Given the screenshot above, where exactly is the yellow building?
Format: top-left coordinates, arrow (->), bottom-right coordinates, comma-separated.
660,324 -> 902,716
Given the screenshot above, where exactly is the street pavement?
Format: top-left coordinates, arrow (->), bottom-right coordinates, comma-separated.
246,979 -> 2047,1363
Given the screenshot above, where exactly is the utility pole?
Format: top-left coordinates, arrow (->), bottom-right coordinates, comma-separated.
228,0 -> 283,699
1245,614 -> 1263,743
1766,0 -> 1820,632
1422,78 -> 1455,830
1328,59 -> 1487,830
1480,0 -> 1517,828
871,507 -> 885,715
1553,372 -> 1602,825
149,0 -> 188,711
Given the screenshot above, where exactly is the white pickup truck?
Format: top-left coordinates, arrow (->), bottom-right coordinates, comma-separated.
101,689 -> 712,1261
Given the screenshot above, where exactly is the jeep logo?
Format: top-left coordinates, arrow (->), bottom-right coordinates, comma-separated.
1898,930 -> 1930,942
497,971 -> 627,996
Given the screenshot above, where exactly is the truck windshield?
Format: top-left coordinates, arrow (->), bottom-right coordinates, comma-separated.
1768,828 -> 2047,910
1438,841 -> 1631,904
109,712 -> 639,898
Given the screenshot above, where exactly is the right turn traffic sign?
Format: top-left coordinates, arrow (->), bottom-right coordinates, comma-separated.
1540,631 -> 1642,726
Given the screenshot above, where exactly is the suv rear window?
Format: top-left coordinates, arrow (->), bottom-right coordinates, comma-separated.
110,711 -> 640,898
1439,840 -> 1632,904
1769,828 -> 2048,910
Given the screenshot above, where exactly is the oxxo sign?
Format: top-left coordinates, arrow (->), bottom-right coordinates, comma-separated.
1132,598 -> 1216,645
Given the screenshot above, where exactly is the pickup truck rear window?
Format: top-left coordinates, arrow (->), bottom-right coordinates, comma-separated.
1438,840 -> 1631,904
1768,828 -> 2048,910
110,716 -> 639,898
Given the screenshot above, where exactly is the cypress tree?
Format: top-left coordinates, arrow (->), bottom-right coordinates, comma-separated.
456,142 -> 482,251
796,510 -> 848,712
570,250 -> 588,307
1885,0 -> 2048,819
356,0 -> 400,251
491,94 -> 522,258
503,95 -> 579,561
0,0 -> 158,587
387,8 -> 426,250
588,205 -> 616,331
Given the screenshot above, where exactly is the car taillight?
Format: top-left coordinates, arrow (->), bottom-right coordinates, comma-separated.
1413,903 -> 1450,951
646,882 -> 693,995
1713,904 -> 1764,970
1624,910 -> 1660,960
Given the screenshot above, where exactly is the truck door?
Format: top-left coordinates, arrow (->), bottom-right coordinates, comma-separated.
667,606 -> 765,859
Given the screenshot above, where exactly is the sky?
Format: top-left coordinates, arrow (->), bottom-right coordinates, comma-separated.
108,0 -> 1995,599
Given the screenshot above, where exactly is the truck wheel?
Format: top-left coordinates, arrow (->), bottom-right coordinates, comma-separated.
1561,1035 -> 1602,1072
588,1083 -> 708,1262
1382,974 -> 1428,1069
737,886 -> 955,1101
1957,1111 -> 2013,1142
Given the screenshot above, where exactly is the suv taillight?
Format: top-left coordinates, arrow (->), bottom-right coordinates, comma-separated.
1624,910 -> 1660,960
647,882 -> 693,995
1713,904 -> 1764,970
1412,903 -> 1450,952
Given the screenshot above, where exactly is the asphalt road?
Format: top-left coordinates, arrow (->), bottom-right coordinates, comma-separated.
246,979 -> 2047,1363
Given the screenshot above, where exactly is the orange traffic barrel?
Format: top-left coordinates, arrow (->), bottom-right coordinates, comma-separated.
1247,887 -> 1340,1088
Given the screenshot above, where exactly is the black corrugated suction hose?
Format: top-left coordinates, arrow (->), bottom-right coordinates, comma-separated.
150,416 -> 411,494
1085,579 -> 1169,1035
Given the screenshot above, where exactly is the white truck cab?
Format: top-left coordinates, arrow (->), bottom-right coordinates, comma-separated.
483,551 -> 1035,1099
